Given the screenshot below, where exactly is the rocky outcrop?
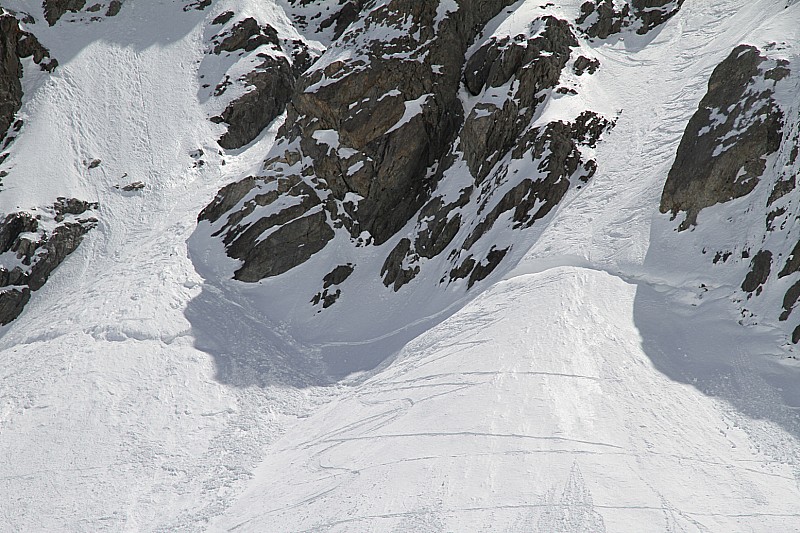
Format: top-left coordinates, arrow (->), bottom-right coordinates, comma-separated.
215,57 -> 296,149
0,13 -> 56,141
660,45 -> 788,230
202,0 -> 521,281
577,0 -> 685,39
0,198 -> 98,324
461,17 -> 578,182
208,17 -> 317,149
43,0 -> 86,25
741,250 -> 772,294
211,18 -> 280,55
197,3 -> 611,318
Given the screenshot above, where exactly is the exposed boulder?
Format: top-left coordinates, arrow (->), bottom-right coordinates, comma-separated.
0,198 -> 98,325
660,45 -> 789,230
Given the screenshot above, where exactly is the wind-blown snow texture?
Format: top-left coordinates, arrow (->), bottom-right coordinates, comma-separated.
0,0 -> 799,532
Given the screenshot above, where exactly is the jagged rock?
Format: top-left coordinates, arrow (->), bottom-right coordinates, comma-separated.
0,198 -> 98,325
212,18 -> 280,55
780,280 -> 800,322
381,238 -> 418,291
43,0 -> 86,26
0,14 -> 56,140
467,247 -> 509,288
204,0 -> 518,284
577,0 -> 684,38
741,250 -> 772,294
576,0 -> 629,39
660,45 -> 789,230
216,56 -> 295,149
768,176 -> 796,206
212,11 -> 234,25
318,1 -> 364,40
121,181 -> 145,191
461,17 -> 578,183
573,56 -> 600,75
311,264 -> 355,309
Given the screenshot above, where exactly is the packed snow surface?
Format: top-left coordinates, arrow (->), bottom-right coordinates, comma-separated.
0,0 -> 799,531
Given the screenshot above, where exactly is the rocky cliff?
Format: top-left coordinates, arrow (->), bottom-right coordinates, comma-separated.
655,41 -> 800,347
195,1 -> 623,341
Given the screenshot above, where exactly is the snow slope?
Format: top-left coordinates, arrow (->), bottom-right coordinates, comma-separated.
213,267 -> 800,532
0,0 -> 798,531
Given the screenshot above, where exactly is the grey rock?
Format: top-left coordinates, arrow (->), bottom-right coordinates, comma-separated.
381,238 -> 418,291
780,280 -> 800,322
461,17 -> 578,183
212,18 -> 279,55
779,241 -> 800,279
212,11 -> 234,25
323,264 -> 354,288
105,0 -> 121,17
573,56 -> 600,75
121,181 -> 145,191
468,247 -> 509,288
660,45 -> 789,230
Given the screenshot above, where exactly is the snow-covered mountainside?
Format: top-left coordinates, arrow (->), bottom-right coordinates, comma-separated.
0,0 -> 799,531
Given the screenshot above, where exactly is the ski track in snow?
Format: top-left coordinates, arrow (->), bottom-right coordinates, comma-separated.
0,0 -> 799,531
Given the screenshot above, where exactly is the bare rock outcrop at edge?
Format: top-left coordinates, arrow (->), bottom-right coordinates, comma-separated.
0,198 -> 98,325
0,12 -> 56,142
660,45 -> 788,230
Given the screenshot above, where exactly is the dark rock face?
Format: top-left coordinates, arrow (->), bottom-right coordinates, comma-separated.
209,17 -> 317,149
0,198 -> 98,325
0,14 -> 56,141
43,0 -> 87,25
203,0 -> 519,282
216,57 -> 295,149
660,45 -> 788,230
311,264 -> 354,308
461,17 -> 578,183
232,210 -> 334,282
106,0 -> 121,17
741,250 -> 772,294
198,4 -> 611,306
779,241 -> 800,279
577,0 -> 684,38
212,18 -> 280,55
